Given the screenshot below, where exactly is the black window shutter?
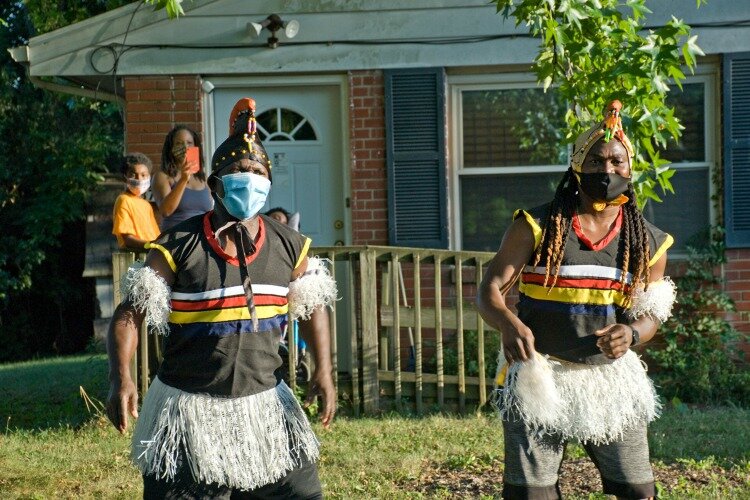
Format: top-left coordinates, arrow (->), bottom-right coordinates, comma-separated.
724,52 -> 750,248
384,68 -> 448,248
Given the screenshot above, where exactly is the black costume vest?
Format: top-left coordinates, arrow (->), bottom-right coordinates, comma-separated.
148,213 -> 310,397
515,203 -> 672,363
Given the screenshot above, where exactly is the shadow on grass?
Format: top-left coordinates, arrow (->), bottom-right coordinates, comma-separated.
0,354 -> 109,431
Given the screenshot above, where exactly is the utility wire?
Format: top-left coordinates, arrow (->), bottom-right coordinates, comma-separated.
88,18 -> 750,61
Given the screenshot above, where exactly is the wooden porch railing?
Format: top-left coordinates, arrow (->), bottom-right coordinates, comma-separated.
112,245 -> 499,415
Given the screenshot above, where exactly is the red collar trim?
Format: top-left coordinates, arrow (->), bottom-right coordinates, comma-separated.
203,211 -> 265,266
573,208 -> 623,251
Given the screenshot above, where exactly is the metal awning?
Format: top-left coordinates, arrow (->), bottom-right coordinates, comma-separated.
8,0 -> 750,100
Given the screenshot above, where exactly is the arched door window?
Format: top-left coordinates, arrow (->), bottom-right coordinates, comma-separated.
256,108 -> 317,142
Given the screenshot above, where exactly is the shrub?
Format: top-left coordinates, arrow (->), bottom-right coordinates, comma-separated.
434,329 -> 502,380
649,229 -> 749,405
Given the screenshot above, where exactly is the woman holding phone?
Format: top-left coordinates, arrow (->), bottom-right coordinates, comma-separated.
153,125 -> 214,230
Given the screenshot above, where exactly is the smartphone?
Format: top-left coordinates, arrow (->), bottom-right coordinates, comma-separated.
186,146 -> 200,174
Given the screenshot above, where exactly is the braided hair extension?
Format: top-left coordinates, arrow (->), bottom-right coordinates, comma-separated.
620,194 -> 632,291
620,183 -> 652,301
532,171 -> 651,304
531,169 -> 576,287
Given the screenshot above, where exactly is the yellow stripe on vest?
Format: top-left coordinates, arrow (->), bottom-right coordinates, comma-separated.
519,282 -> 629,307
514,209 -> 542,250
169,304 -> 289,324
145,242 -> 178,273
294,238 -> 312,270
649,234 -> 674,267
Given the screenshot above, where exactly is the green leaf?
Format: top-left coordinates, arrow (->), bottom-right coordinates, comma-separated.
653,156 -> 672,170
626,0 -> 652,20
491,0 -> 690,201
668,66 -> 687,88
651,75 -> 670,93
686,35 -> 705,57
637,106 -> 652,123
638,34 -> 657,55
542,75 -> 553,91
682,43 -> 696,69
145,0 -> 186,19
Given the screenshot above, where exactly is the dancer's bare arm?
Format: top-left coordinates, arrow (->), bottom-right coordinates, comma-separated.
293,256 -> 336,429
477,217 -> 537,363
105,251 -> 174,434
298,307 -> 336,429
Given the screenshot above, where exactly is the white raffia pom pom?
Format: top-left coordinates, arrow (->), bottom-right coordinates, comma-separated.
499,353 -> 564,430
288,256 -> 338,321
120,262 -> 171,336
629,276 -> 677,323
497,351 -> 661,445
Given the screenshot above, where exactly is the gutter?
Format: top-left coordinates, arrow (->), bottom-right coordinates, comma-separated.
7,45 -> 123,105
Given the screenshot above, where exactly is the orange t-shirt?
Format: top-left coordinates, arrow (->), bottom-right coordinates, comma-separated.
112,191 -> 161,248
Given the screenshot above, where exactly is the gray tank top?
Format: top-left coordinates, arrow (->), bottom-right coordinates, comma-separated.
161,185 -> 214,230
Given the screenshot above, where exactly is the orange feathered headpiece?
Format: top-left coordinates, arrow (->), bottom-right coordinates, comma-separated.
211,97 -> 270,178
570,100 -> 635,173
228,98 -> 256,136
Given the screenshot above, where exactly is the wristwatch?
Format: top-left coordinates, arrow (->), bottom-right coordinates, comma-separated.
629,326 -> 640,346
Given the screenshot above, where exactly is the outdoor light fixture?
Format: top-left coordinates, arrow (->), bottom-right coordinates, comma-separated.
247,14 -> 299,49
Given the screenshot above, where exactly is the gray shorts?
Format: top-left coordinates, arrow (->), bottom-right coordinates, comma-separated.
142,444 -> 322,500
502,415 -> 655,499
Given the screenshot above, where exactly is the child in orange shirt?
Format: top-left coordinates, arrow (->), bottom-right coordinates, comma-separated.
112,153 -> 161,251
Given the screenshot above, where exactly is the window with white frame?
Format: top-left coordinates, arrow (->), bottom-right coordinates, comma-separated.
256,107 -> 317,142
641,74 -> 716,253
451,71 -> 716,254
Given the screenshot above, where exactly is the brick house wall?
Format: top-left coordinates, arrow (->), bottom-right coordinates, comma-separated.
124,76 -> 203,169
348,70 -> 388,245
726,249 -> 750,356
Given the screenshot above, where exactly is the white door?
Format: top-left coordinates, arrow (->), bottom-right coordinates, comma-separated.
212,83 -> 353,372
212,85 -> 346,246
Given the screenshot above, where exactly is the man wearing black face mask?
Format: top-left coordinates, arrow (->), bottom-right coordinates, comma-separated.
477,100 -> 676,500
106,98 -> 338,499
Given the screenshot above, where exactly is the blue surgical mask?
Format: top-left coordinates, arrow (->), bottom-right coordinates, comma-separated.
218,172 -> 271,221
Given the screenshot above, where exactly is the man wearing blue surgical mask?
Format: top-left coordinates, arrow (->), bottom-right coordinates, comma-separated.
208,156 -> 273,251
106,98 -> 338,499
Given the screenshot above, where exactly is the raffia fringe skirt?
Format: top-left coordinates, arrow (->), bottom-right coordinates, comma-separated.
131,377 -> 319,490
494,350 -> 661,445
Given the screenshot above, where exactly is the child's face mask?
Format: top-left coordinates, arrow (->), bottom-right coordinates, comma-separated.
127,177 -> 151,196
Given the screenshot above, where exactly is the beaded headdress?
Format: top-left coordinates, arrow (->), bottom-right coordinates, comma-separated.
570,100 -> 635,173
211,97 -> 272,180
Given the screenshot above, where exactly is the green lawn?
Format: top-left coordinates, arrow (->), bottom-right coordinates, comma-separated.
0,355 -> 748,499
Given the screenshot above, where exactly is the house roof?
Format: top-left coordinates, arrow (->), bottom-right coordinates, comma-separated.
10,0 -> 750,98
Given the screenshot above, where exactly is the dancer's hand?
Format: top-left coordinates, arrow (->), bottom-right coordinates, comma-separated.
106,377 -> 138,434
305,369 -> 336,429
502,319 -> 536,364
595,323 -> 633,359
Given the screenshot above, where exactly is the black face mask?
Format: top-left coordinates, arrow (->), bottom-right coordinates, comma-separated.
578,172 -> 630,202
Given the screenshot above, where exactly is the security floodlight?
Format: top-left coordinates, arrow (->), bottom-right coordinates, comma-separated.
284,19 -> 299,39
247,21 -> 268,38
247,14 -> 300,48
